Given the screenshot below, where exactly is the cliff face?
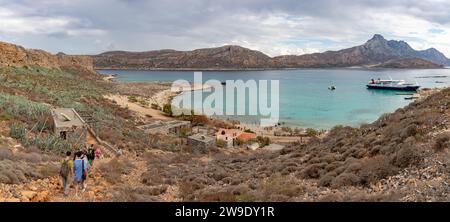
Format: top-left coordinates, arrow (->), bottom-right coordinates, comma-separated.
92,34 -> 450,70
56,53 -> 95,71
0,41 -> 94,71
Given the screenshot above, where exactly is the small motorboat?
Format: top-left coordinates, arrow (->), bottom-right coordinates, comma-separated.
328,85 -> 336,90
367,78 -> 420,91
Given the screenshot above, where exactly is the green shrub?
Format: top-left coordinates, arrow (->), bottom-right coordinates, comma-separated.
235,138 -> 244,146
0,93 -> 50,120
127,95 -> 138,103
151,103 -> 160,110
305,128 -> 319,137
0,112 -> 12,121
178,127 -> 192,138
244,129 -> 255,133
216,139 -> 227,148
9,123 -> 27,141
26,135 -> 72,153
257,136 -> 271,147
138,99 -> 149,107
163,104 -> 173,116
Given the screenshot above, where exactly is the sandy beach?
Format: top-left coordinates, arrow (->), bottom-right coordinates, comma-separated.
102,74 -> 117,81
149,83 -> 213,108
105,94 -> 172,120
106,82 -> 213,121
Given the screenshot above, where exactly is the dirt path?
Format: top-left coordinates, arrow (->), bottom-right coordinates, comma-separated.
0,156 -> 114,202
0,151 -> 179,202
105,94 -> 172,120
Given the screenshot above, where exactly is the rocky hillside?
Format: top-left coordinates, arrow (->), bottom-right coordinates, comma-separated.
92,35 -> 450,70
139,88 -> 450,201
0,41 -> 94,71
273,34 -> 450,68
372,58 -> 444,69
93,45 -> 272,70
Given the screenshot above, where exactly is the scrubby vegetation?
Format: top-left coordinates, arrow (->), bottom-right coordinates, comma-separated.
1,64 -> 450,202
131,87 -> 450,201
163,104 -> 173,116
305,128 -> 319,137
0,65 -> 150,188
9,122 -> 72,153
0,136 -> 59,184
0,66 -> 151,153
97,157 -> 134,184
127,95 -> 149,107
216,139 -> 227,148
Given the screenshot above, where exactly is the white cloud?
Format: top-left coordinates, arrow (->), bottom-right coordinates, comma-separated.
0,0 -> 449,57
0,7 -> 105,36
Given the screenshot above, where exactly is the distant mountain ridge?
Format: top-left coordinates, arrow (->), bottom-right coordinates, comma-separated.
92,34 -> 450,70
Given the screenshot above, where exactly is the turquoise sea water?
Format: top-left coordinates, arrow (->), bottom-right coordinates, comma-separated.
98,69 -> 450,129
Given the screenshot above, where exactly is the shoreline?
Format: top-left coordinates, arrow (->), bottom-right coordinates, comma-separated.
105,81 -> 213,121
150,83 -> 213,108
102,74 -> 117,81
96,66 -> 450,72
106,78 -> 445,143
169,87 -> 443,130
104,72 -> 444,130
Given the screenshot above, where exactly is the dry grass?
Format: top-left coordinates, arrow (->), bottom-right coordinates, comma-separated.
97,157 -> 135,184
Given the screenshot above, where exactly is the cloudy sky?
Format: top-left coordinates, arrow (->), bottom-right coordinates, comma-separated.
1,0 -> 449,57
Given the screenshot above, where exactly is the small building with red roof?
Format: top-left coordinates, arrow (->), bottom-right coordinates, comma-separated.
238,132 -> 257,140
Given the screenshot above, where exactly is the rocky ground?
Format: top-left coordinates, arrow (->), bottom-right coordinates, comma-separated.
1,38 -> 450,202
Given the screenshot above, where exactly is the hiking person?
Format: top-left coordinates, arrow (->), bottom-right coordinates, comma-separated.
60,151 -> 73,196
95,147 -> 102,159
73,151 -> 87,196
81,151 -> 91,190
87,146 -> 95,167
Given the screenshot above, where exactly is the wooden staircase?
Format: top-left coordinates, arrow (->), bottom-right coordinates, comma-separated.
78,110 -> 121,158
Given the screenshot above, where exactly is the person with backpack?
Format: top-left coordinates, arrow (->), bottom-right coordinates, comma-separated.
60,151 -> 73,197
73,151 -> 87,197
87,146 -> 96,167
